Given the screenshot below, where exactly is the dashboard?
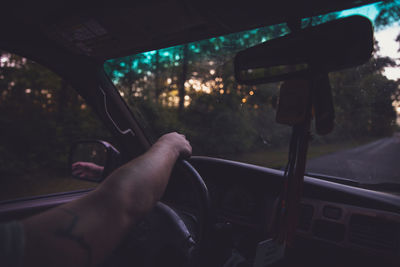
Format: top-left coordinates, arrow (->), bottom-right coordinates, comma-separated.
189,156 -> 400,266
298,198 -> 400,264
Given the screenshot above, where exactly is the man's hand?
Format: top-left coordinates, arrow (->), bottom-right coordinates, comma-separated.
155,132 -> 192,159
72,162 -> 104,179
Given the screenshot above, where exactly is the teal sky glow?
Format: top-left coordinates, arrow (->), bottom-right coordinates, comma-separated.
340,2 -> 379,21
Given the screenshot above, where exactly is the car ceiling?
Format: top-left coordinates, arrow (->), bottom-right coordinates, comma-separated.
0,0 -> 379,63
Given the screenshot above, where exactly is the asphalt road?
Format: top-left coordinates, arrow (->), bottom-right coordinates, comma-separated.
306,135 -> 400,184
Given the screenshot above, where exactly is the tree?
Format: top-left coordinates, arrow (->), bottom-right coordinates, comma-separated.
178,44 -> 189,114
0,51 -> 109,176
328,52 -> 398,140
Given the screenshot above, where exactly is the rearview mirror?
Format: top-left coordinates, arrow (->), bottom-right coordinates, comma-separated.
69,140 -> 120,182
234,15 -> 373,84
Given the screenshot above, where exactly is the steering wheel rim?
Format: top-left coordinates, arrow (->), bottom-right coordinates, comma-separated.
105,159 -> 210,267
178,159 -> 211,246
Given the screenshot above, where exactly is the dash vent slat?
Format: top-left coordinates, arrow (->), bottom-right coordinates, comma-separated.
349,214 -> 399,252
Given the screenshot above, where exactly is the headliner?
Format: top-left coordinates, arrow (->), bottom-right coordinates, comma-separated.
0,0 -> 379,63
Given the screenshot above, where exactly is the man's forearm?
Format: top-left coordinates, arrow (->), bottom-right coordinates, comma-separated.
23,188 -> 125,267
22,132 -> 191,267
100,138 -> 182,222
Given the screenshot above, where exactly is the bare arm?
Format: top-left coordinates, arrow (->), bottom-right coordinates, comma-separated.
22,132 -> 191,267
71,162 -> 104,180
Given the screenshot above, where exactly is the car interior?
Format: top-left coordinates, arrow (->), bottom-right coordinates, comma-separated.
0,0 -> 399,266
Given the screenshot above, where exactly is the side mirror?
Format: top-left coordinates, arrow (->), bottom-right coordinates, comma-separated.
69,140 -> 120,182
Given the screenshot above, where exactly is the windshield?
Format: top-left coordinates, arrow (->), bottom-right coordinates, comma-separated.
104,1 -> 400,185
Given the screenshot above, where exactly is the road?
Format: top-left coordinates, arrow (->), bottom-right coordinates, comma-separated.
306,135 -> 400,184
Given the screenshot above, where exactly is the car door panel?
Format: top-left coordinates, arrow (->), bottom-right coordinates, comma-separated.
0,189 -> 91,223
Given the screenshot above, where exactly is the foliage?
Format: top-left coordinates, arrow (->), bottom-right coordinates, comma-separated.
375,0 -> 400,28
104,10 -> 399,157
0,51 -> 109,177
329,57 -> 398,140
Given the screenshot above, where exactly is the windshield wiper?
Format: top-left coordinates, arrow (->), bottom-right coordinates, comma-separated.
359,182 -> 400,192
304,172 -> 360,186
305,172 -> 400,192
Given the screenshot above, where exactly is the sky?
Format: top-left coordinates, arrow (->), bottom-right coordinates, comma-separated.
375,25 -> 400,80
341,3 -> 400,80
342,2 -> 400,124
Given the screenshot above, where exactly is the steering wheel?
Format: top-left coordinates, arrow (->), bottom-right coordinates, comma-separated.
104,160 -> 210,267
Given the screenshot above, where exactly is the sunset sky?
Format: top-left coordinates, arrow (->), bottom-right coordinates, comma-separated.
342,3 -> 400,81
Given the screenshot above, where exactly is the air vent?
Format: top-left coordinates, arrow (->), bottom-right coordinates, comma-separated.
298,204 -> 314,231
349,214 -> 399,252
312,219 -> 345,242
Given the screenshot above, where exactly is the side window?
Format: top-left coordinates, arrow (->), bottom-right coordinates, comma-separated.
0,51 -> 111,201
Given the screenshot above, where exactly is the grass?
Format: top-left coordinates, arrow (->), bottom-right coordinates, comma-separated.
223,138 -> 377,170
